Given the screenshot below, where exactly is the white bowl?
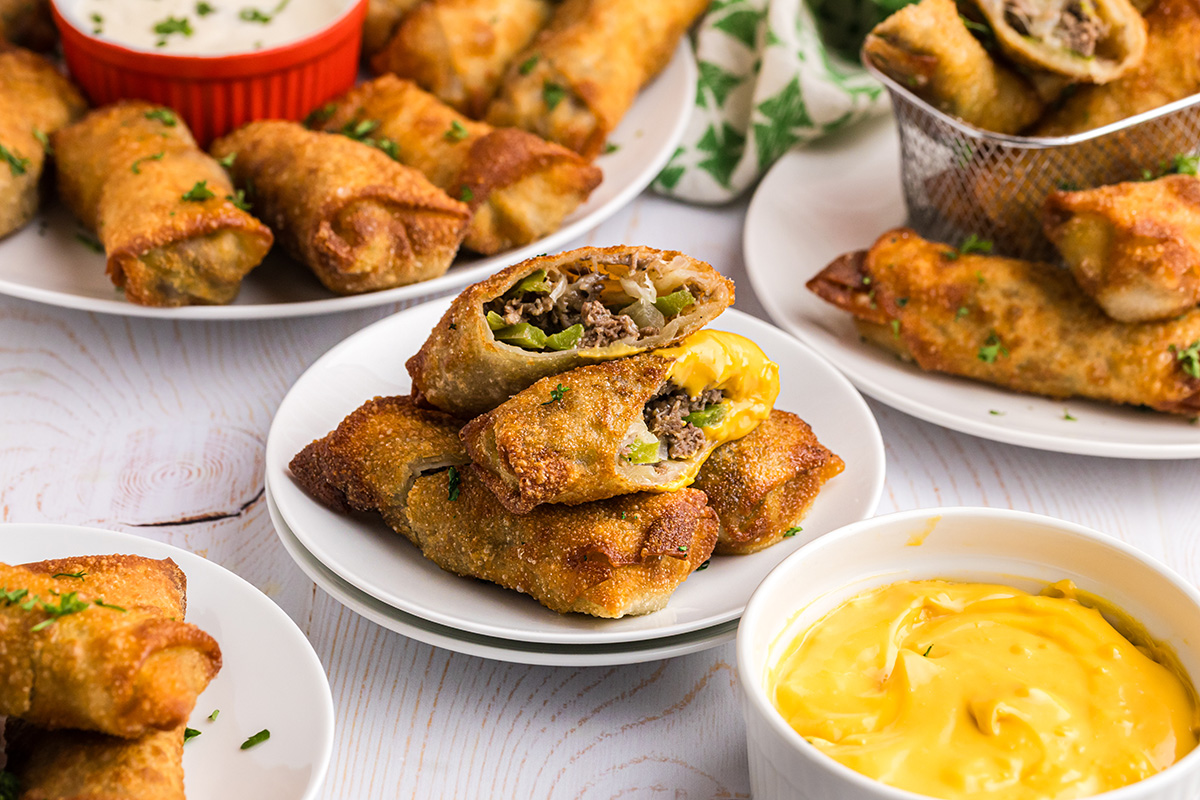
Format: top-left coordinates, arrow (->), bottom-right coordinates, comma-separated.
736,507 -> 1200,800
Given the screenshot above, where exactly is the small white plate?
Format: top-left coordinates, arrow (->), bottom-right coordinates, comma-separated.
0,42 -> 696,320
265,479 -> 739,666
744,115 -> 1200,459
0,524 -> 335,800
265,298 -> 885,646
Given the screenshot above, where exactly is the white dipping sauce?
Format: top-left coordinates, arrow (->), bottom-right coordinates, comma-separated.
71,0 -> 349,55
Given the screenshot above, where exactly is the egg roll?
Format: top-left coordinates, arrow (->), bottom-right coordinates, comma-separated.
862,0 -> 1043,134
319,76 -> 601,255
0,47 -> 85,240
0,560 -> 221,738
52,102 -> 274,306
407,246 -> 735,418
692,411 -> 845,556
461,330 -> 780,513
806,228 -> 1200,414
289,394 -> 718,618
1034,0 -> 1200,135
6,555 -> 191,800
370,0 -> 554,119
485,0 -> 709,159
362,0 -> 423,58
0,0 -> 54,51
210,120 -> 470,295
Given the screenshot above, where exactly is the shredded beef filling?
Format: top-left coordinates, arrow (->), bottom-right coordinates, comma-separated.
1004,0 -> 1106,57
639,383 -> 725,461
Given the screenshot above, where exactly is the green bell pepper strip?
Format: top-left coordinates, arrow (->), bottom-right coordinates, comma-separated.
653,288 -> 694,317
544,324 -> 584,351
493,322 -> 548,349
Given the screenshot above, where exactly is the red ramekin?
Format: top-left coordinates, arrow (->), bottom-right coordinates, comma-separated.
50,0 -> 367,147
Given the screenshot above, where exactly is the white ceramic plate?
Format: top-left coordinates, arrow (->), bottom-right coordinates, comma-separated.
744,114 -> 1200,459
265,298 -> 886,646
265,479 -> 739,666
0,42 -> 695,320
0,524 -> 335,800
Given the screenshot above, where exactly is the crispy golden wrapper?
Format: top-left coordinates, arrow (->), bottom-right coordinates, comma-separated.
485,0 -> 709,159
407,245 -> 735,418
53,102 -> 274,306
0,560 -> 221,738
0,47 -> 85,240
1044,174 -> 1200,322
862,0 -> 1043,134
692,410 -> 845,556
320,76 -> 601,255
289,394 -> 717,618
210,120 -> 470,295
1034,0 -> 1200,135
806,228 -> 1200,414
362,0 -> 423,58
7,555 -> 192,800
0,0 -> 55,50
370,0 -> 554,119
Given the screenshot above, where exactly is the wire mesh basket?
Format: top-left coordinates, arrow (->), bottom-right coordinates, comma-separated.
865,63 -> 1200,262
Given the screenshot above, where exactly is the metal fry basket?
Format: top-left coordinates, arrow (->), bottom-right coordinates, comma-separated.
866,64 -> 1200,261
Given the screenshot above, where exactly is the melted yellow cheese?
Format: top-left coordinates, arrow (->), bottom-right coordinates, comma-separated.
655,330 -> 780,445
770,580 -> 1200,800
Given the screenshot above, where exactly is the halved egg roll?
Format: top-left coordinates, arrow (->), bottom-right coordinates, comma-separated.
210,120 -> 470,295
806,228 -> 1200,414
1043,174 -> 1200,322
0,46 -> 85,239
370,0 -> 554,119
962,0 -> 1147,83
484,0 -> 709,159
6,555 -> 192,800
461,330 -> 780,514
362,0 -> 423,58
0,560 -> 221,738
862,0 -> 1043,134
407,246 -> 735,418
290,395 -> 718,618
318,76 -> 601,255
692,410 -> 845,556
53,102 -> 274,306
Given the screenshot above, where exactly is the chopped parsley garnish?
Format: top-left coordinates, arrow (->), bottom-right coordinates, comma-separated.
342,118 -> 380,141
977,332 -> 1008,363
196,2 -> 217,16
94,599 -> 127,612
153,16 -> 194,39
976,270 -> 985,285
216,151 -> 237,168
603,142 -> 620,155
0,770 -> 18,800
208,708 -> 220,721
889,319 -> 900,338
240,729 -> 271,750
374,138 -> 400,161
896,297 -> 909,307
131,151 -> 164,174
52,570 -> 86,579
239,0 -> 290,24
447,466 -> 461,501
959,234 -> 993,255
459,186 -> 474,203
1170,340 -> 1200,379
32,128 -> 51,154
956,306 -> 969,321
31,591 -> 90,632
989,409 -> 1005,416
677,545 -> 688,553
0,144 -> 29,176
543,383 -> 569,404
696,559 -> 710,571
144,108 -> 178,127
782,526 -> 802,538
303,103 -> 336,128
1173,153 -> 1200,176
225,190 -> 251,211
181,181 -> 215,202
542,81 -> 566,111
74,232 -> 104,254
444,120 -> 469,142
518,55 -> 539,75
1057,180 -> 1080,191
184,727 -> 202,742
1062,409 -> 1077,421
0,588 -> 29,605
922,644 -> 933,657
941,249 -> 958,261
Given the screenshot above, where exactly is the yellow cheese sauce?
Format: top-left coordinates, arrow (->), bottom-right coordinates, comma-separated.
770,580 -> 1200,799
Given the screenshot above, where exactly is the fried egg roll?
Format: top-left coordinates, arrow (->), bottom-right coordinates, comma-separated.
6,555 -> 192,800
461,330 -> 780,514
0,47 -> 85,240
290,395 -> 718,618
211,120 -> 470,295
319,76 -> 601,255
370,0 -> 554,119
362,0 -> 423,58
1034,0 -> 1200,135
52,102 -> 273,306
1043,174 -> 1200,322
692,411 -> 845,556
407,246 -> 735,418
485,0 -> 709,159
0,560 -> 221,738
0,0 -> 55,51
806,228 -> 1200,414
862,0 -> 1043,134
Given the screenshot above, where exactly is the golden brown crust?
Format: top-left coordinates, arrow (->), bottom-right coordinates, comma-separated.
692,411 -> 844,555
1044,174 -> 1200,322
406,245 -> 734,418
210,120 -> 470,295
484,0 -> 709,159
0,47 -> 85,239
52,101 -> 274,306
320,76 -> 601,255
362,0 -> 424,57
807,228 -> 1200,413
22,555 -> 188,619
370,0 -> 554,118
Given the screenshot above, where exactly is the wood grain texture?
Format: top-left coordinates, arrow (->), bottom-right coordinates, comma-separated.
0,192 -> 1196,798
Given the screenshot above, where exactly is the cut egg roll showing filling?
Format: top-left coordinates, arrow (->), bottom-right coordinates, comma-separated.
407,245 -> 734,418
461,330 -> 780,514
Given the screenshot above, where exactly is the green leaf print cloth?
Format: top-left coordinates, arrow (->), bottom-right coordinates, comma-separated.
654,0 -> 889,204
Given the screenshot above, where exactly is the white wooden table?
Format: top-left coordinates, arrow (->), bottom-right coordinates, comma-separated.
1,189 -> 1197,799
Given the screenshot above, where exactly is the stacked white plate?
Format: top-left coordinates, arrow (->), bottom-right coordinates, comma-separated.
264,299 -> 887,665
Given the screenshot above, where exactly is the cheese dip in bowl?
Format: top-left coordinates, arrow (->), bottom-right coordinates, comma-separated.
737,507 -> 1200,800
